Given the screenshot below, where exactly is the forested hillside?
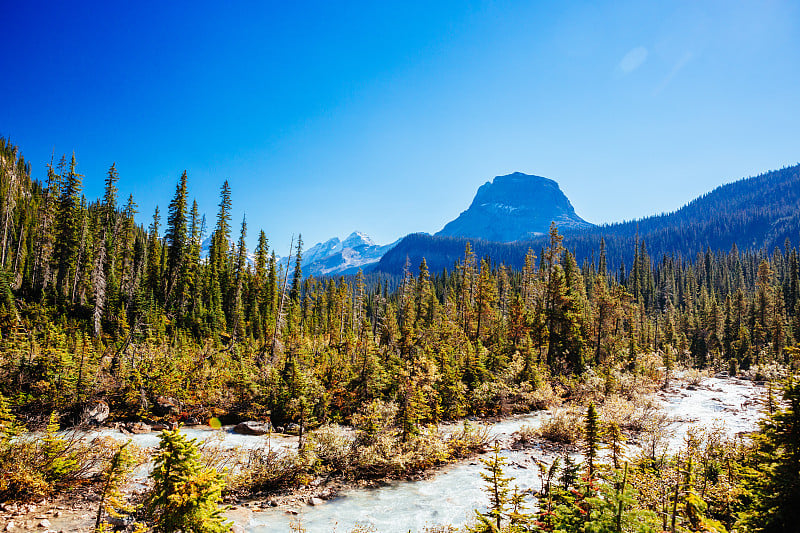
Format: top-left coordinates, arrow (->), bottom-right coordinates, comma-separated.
377,164 -> 800,275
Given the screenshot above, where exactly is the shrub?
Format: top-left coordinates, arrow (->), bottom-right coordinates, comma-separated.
0,402 -> 116,502
446,420 -> 490,457
229,447 -> 312,492
599,395 -> 664,432
533,408 -> 584,444
309,423 -> 355,472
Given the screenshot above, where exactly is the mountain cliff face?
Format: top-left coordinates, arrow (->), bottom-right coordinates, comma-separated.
436,172 -> 593,242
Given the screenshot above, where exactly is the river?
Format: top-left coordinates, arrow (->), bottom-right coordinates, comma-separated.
34,375 -> 763,532
243,375 -> 765,532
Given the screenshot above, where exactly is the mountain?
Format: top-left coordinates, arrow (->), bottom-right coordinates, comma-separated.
282,231 -> 400,278
377,164 -> 800,275
436,172 -> 593,242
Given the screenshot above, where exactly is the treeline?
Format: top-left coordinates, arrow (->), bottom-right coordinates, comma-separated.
0,138 -> 798,430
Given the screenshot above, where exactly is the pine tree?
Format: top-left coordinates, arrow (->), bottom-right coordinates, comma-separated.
585,403 -> 600,480
737,379 -> 800,531
147,428 -> 228,533
472,442 -> 511,532
54,154 -> 83,299
165,171 -> 188,308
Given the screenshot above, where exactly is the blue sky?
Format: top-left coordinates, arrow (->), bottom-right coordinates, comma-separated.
2,1 -> 799,253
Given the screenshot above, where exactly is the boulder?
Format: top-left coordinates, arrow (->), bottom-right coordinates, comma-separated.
127,422 -> 151,434
153,396 -> 180,416
286,423 -> 300,434
234,421 -> 272,436
106,515 -> 134,528
80,400 -> 110,426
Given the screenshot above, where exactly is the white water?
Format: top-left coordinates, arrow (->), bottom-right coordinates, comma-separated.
67,377 -> 764,533
247,412 -> 552,533
88,425 -> 298,452
247,377 -> 766,533
658,376 -> 764,449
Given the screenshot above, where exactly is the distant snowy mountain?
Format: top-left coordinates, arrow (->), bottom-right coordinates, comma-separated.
280,231 -> 398,277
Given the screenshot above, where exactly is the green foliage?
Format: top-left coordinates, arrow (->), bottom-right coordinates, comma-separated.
0,402 -> 113,502
585,403 -> 600,479
95,442 -> 141,531
736,378 -> 800,532
146,427 -> 229,533
41,412 -> 79,481
470,443 -> 512,533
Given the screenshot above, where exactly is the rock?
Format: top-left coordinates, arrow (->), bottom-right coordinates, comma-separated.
80,400 -> 110,426
266,500 -> 278,507
234,421 -> 272,436
231,526 -> 246,533
286,423 -> 300,434
153,395 -> 180,416
308,497 -> 324,506
275,426 -> 285,433
127,422 -> 151,434
38,519 -> 51,528
4,521 -> 15,531
150,422 -> 171,431
106,516 -> 134,528
185,416 -> 201,426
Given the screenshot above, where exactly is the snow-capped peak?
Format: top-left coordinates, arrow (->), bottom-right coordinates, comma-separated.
342,231 -> 375,248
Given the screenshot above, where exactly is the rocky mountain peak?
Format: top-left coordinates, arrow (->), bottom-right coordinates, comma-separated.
436,172 -> 592,242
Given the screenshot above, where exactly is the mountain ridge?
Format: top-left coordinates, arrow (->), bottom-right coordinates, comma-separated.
376,164 -> 800,275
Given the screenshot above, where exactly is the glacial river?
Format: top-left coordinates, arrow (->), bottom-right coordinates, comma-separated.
243,376 -> 765,533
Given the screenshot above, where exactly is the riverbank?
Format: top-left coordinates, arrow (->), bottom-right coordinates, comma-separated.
0,373 -> 766,532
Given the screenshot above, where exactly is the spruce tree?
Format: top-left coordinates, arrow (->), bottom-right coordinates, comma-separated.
54,153 -> 83,299
585,403 -> 600,480
147,428 -> 228,533
472,442 -> 511,532
737,379 -> 800,531
290,234 -> 303,302
165,171 -> 188,307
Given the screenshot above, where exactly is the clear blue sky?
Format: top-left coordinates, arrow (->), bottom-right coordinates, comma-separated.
2,1 -> 799,253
